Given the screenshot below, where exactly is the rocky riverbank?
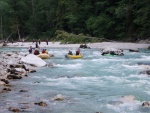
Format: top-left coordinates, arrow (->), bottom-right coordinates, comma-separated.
0,50 -> 64,112
0,51 -> 37,87
4,41 -> 150,49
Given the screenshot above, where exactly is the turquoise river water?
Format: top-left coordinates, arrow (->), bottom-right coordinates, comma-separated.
0,47 -> 150,113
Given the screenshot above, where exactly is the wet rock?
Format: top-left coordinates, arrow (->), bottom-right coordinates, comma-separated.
1,79 -> 9,84
4,84 -> 13,87
19,72 -> 28,77
14,64 -> 24,68
29,69 -> 36,73
23,74 -> 28,77
101,48 -> 124,56
47,63 -> 53,67
7,68 -> 17,74
145,70 -> 150,75
52,94 -> 65,101
129,49 -> 139,52
20,90 -> 28,92
140,70 -> 150,75
9,65 -> 15,68
80,44 -> 90,48
9,107 -> 20,112
3,88 -> 11,91
7,74 -> 22,79
34,81 -> 40,83
34,101 -> 48,107
138,62 -> 150,66
6,53 -> 12,56
22,64 -> 29,71
49,54 -> 54,57
9,64 -> 26,69
142,101 -> 150,107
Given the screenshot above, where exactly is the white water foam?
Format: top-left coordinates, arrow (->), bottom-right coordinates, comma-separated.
55,63 -> 82,69
122,64 -> 142,70
102,76 -> 130,84
106,101 -> 141,113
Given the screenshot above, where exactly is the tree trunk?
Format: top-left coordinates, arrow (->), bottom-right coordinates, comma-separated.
17,25 -> 21,40
32,0 -> 35,17
0,16 -> 3,40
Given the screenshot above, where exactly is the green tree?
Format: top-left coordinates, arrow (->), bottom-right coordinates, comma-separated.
0,0 -> 10,40
133,0 -> 150,39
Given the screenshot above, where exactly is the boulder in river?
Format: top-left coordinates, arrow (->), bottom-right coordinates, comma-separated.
7,74 -> 22,79
34,101 -> 48,107
52,94 -> 65,101
142,101 -> 150,107
129,49 -> 139,52
120,95 -> 136,102
9,107 -> 20,112
102,48 -> 124,56
139,70 -> 150,75
20,54 -> 47,67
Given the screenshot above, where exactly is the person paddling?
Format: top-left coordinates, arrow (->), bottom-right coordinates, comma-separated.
76,48 -> 80,55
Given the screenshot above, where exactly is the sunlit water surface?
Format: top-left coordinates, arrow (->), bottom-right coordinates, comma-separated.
0,47 -> 150,113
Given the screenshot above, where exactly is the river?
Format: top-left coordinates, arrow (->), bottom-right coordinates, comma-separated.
0,47 -> 150,113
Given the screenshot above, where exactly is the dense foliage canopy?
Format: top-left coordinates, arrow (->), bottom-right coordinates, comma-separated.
0,0 -> 150,42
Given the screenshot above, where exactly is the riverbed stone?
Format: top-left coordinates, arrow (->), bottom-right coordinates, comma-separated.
139,70 -> 150,75
7,74 -> 22,79
7,68 -> 17,74
47,63 -> 53,67
34,101 -> 48,107
9,107 -> 20,112
52,94 -> 65,101
142,101 -> 150,107
1,79 -> 9,84
3,88 -> 11,91
129,49 -> 139,52
29,69 -> 36,73
19,90 -> 28,92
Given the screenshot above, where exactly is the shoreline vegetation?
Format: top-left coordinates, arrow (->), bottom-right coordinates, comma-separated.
1,1 -> 150,43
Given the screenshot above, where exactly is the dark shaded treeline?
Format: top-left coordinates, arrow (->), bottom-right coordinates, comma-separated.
0,0 -> 150,42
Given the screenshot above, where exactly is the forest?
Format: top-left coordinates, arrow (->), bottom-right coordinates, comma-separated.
0,0 -> 150,43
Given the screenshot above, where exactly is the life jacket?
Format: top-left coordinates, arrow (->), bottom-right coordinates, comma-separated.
34,50 -> 39,55
76,51 -> 79,55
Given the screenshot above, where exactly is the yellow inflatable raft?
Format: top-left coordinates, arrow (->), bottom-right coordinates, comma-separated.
66,54 -> 83,59
38,53 -> 50,59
